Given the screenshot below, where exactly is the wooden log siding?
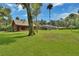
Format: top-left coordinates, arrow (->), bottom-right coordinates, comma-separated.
12,20 -> 36,31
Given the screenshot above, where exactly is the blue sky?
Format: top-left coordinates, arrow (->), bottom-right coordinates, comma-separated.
0,3 -> 79,21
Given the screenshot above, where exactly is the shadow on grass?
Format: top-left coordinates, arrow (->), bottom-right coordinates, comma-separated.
13,35 -> 27,38
0,35 -> 28,45
0,37 -> 16,45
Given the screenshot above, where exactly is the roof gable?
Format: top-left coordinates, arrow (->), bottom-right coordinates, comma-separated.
13,20 -> 35,26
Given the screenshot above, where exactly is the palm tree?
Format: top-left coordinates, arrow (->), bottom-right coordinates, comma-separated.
47,4 -> 53,21
31,3 -> 42,33
32,10 -> 39,33
16,3 -> 42,36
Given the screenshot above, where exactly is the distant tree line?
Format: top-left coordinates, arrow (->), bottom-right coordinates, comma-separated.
38,13 -> 79,29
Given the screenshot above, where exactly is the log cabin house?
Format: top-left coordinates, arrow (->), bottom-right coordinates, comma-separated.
12,20 -> 36,31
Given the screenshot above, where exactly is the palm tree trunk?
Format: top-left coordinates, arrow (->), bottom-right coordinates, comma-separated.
49,9 -> 51,20
26,3 -> 35,36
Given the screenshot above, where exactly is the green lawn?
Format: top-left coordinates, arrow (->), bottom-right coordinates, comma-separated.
0,30 -> 79,56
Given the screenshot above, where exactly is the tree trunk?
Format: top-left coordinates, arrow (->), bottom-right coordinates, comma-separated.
49,9 -> 51,20
26,3 -> 35,36
36,16 -> 38,33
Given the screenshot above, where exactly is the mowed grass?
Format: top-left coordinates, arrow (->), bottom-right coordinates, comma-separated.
0,30 -> 79,56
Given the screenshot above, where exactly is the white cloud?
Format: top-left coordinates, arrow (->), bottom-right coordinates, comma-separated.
52,13 -> 70,20
72,8 -> 79,13
52,7 -> 79,20
18,5 -> 23,11
7,4 -> 13,7
24,14 -> 27,17
58,13 -> 70,19
53,3 -> 64,7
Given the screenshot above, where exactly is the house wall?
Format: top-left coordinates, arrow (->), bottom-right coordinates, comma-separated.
12,21 -> 28,31
12,20 -> 36,31
12,21 -> 17,31
16,25 -> 28,31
